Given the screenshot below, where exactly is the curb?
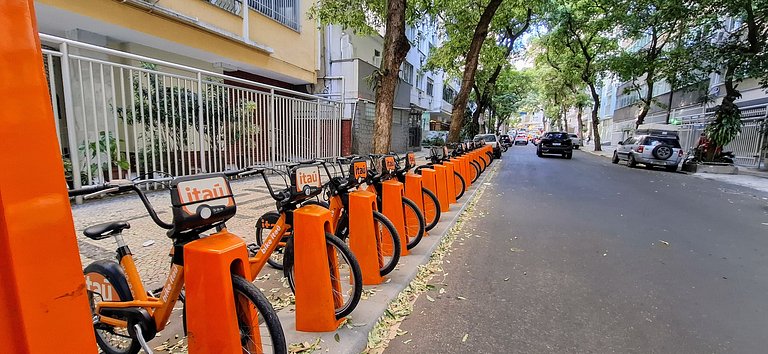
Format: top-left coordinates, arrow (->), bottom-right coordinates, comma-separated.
276,160 -> 498,353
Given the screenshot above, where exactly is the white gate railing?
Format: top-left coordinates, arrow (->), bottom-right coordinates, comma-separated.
40,34 -> 341,190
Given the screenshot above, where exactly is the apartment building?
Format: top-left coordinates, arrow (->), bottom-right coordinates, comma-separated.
318,19 -> 460,153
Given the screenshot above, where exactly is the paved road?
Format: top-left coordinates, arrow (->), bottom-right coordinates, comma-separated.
387,145 -> 768,353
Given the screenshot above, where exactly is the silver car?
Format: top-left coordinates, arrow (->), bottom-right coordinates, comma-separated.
569,134 -> 582,149
612,134 -> 683,172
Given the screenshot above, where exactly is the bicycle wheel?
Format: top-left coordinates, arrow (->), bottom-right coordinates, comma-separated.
469,161 -> 481,183
421,187 -> 441,231
372,211 -> 401,276
453,171 -> 466,200
402,197 -> 425,250
84,261 -> 141,354
283,233 -> 363,319
478,155 -> 488,171
255,211 -> 290,270
232,275 -> 287,354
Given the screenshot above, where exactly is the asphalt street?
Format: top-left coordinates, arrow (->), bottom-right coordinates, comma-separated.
387,144 -> 768,353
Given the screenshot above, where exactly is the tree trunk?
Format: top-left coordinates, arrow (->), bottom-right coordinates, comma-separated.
576,105 -> 584,139
372,0 -> 410,154
635,72 -> 655,128
588,83 -> 602,151
562,105 -> 569,132
446,0 -> 504,143
664,88 -> 675,124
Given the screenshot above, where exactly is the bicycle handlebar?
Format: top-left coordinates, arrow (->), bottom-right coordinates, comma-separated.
68,178 -> 175,230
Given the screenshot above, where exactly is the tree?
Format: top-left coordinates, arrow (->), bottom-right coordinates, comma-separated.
698,0 -> 768,158
540,0 -> 615,151
608,0 -> 693,128
310,0 -> 412,153
426,0 -> 540,143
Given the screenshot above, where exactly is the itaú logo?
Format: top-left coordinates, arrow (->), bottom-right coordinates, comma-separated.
183,183 -> 226,202
295,167 -> 321,189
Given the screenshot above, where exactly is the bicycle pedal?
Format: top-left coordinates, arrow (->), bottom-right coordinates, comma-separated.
247,243 -> 259,256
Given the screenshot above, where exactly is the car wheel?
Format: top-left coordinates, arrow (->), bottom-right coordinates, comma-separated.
536,149 -> 543,157
566,152 -> 572,159
627,154 -> 637,168
611,151 -> 619,164
574,145 -> 580,150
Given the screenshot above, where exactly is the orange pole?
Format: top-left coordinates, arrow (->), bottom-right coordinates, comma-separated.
443,161 -> 457,204
381,180 -> 409,256
404,173 -> 429,236
184,231 -> 253,353
421,168 -> 438,203
348,191 -> 384,285
433,165 -> 450,212
0,1 -> 98,352
293,205 -> 344,330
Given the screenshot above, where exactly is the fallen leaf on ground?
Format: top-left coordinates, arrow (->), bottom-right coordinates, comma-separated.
426,295 -> 435,302
659,240 -> 670,246
456,296 -> 466,300
462,334 -> 469,342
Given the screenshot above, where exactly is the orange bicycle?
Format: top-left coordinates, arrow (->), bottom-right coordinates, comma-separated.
71,175 -> 286,354
239,161 -> 363,319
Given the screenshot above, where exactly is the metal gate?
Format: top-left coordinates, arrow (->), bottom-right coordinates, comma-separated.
40,34 -> 342,190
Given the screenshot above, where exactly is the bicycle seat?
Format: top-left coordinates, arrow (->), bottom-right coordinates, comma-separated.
83,221 -> 131,240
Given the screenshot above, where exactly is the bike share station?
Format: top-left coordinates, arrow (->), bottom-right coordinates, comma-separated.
0,2 -> 499,352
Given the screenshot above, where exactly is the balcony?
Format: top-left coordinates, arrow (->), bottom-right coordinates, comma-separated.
248,0 -> 300,31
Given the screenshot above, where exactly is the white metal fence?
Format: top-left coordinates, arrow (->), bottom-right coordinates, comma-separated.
640,105 -> 767,167
40,34 -> 341,190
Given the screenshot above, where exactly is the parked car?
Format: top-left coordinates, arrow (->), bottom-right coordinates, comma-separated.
473,133 -> 502,158
612,134 -> 683,171
536,131 -> 573,159
569,134 -> 582,149
514,132 -> 529,145
499,134 -> 513,148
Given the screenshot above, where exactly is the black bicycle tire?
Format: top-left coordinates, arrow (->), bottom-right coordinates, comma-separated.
470,161 -> 481,183
84,262 -> 141,354
255,211 -> 287,270
402,197 -> 426,250
231,275 -> 288,354
453,171 -> 466,200
283,233 -> 363,319
372,211 -> 401,276
421,187 -> 441,231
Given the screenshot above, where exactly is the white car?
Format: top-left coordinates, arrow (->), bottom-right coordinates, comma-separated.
569,134 -> 582,149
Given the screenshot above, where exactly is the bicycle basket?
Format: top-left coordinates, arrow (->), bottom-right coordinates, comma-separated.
290,165 -> 323,201
170,174 -> 236,233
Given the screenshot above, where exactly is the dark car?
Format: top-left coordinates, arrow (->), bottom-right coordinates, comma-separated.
499,134 -> 512,147
536,131 -> 573,159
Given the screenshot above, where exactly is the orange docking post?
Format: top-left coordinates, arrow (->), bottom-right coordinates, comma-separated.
185,231 -> 254,353
292,205 -> 344,331
443,161 -> 457,204
348,190 -> 385,285
381,180 -> 409,256
433,165 -> 450,212
0,2 -> 98,352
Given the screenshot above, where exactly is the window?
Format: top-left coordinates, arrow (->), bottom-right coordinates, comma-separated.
426,79 -> 434,96
400,62 -> 414,84
406,27 -> 416,41
442,86 -> 456,103
643,137 -> 681,148
248,0 -> 300,31
416,73 -> 424,90
544,132 -> 569,140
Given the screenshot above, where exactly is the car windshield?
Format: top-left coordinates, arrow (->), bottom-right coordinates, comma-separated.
484,135 -> 496,142
644,136 -> 681,148
544,132 -> 569,139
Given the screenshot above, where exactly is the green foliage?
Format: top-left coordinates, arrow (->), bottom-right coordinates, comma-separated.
706,101 -> 743,151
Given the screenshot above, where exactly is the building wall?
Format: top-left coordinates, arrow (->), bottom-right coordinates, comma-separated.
37,0 -> 317,84
351,101 -> 410,154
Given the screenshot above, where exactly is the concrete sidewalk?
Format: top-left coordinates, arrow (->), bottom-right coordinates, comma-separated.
579,142 -> 768,194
